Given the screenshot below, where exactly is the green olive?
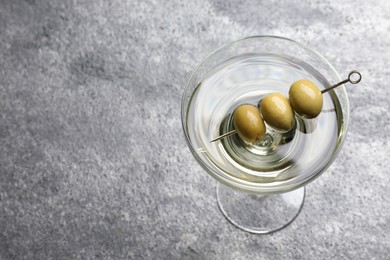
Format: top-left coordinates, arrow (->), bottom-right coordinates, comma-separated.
289,79 -> 323,119
233,104 -> 266,143
259,93 -> 295,132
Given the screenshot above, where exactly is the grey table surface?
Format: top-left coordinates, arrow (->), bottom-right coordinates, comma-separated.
1,0 -> 389,259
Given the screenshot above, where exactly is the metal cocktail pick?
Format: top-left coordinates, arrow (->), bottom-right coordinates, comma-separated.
320,70 -> 362,94
210,70 -> 362,143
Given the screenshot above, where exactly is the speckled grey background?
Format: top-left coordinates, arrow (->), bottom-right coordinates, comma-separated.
1,0 -> 389,259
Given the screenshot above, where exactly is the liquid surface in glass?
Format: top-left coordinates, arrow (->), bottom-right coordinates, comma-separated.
186,53 -> 342,183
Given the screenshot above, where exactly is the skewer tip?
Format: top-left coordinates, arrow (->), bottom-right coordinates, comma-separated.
210,129 -> 237,143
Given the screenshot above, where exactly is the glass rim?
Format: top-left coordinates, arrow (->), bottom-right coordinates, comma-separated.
181,35 -> 350,194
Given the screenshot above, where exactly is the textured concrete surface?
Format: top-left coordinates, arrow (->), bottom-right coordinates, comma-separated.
1,0 -> 389,259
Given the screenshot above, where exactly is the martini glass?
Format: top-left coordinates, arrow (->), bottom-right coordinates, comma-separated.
181,36 -> 349,234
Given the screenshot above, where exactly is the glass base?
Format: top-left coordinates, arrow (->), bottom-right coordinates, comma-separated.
216,183 -> 305,234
